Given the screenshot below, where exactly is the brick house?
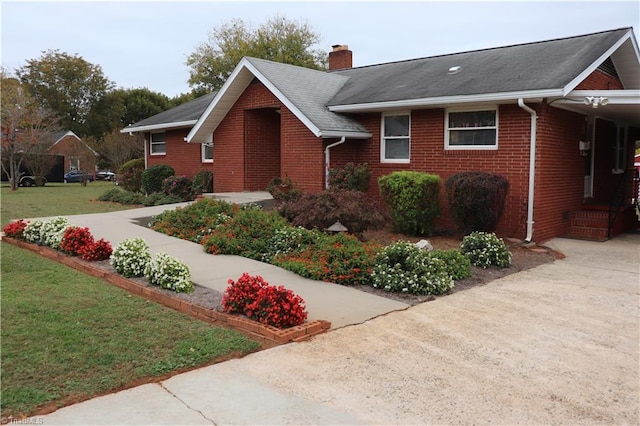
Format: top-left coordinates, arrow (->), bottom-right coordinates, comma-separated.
124,28 -> 640,243
48,130 -> 98,176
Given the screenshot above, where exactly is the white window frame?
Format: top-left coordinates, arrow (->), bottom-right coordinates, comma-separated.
381,112 -> 411,163
201,139 -> 213,163
150,132 -> 166,155
445,107 -> 498,150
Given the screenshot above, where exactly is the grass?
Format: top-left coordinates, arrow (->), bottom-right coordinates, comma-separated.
1,182 -> 134,227
0,182 -> 261,418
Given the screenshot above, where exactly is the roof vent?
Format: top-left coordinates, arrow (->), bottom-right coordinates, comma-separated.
447,66 -> 463,75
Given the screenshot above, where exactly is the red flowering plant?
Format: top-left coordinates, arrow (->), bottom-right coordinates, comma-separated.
222,273 -> 308,328
222,273 -> 267,315
60,226 -> 94,256
3,219 -> 28,240
246,285 -> 308,329
81,239 -> 113,261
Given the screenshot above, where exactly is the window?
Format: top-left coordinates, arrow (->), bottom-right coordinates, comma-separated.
202,141 -> 213,163
381,113 -> 410,163
612,127 -> 626,174
150,132 -> 166,155
446,108 -> 498,149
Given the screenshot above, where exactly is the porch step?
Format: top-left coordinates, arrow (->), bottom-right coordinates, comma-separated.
565,210 -> 610,242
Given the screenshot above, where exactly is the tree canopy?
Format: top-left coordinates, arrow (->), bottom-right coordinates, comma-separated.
17,50 -> 114,137
186,16 -> 327,95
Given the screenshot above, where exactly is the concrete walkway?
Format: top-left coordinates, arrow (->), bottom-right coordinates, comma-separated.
33,233 -> 639,425
37,193 -> 408,329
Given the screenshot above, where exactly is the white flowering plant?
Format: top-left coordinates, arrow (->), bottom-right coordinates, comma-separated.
262,226 -> 320,262
460,231 -> 512,269
39,217 -> 70,249
145,252 -> 193,293
371,241 -> 454,295
110,237 -> 151,277
23,220 -> 45,244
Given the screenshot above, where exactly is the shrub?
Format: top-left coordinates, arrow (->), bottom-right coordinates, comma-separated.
271,232 -> 380,286
3,219 -> 28,240
142,164 -> 175,195
60,226 -> 94,256
262,226 -> 320,262
278,189 -> 387,234
145,252 -> 193,293
378,171 -> 441,236
81,239 -> 113,261
460,232 -> 512,269
202,208 -> 288,261
163,175 -> 195,201
266,176 -> 302,202
151,199 -> 238,243
222,273 -> 268,315
23,220 -> 44,244
111,237 -> 151,277
222,273 -> 307,329
371,241 -> 454,295
328,162 -> 371,192
119,158 -> 145,192
445,172 -> 510,236
98,188 -> 126,202
247,285 -> 308,329
40,217 -> 70,249
142,192 -> 182,207
192,170 -> 214,194
430,249 -> 472,280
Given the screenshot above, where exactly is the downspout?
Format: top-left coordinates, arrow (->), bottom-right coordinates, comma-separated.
325,137 -> 346,190
518,98 -> 537,243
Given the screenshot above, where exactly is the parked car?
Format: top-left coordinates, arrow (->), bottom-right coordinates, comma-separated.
96,170 -> 116,181
18,175 -> 48,187
63,170 -> 94,183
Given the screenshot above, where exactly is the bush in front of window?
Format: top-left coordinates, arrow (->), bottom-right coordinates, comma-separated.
162,175 -> 195,202
445,171 -> 509,236
192,170 -> 214,194
378,171 -> 441,236
328,162 -> 371,192
142,164 -> 175,195
118,158 -> 145,193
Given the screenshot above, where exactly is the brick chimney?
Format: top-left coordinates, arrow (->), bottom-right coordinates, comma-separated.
328,45 -> 352,70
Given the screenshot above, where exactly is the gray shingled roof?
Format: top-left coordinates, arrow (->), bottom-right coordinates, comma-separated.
328,28 -> 630,106
124,92 -> 217,130
245,57 -> 369,135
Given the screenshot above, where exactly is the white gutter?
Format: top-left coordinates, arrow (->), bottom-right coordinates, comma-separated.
120,120 -> 197,134
325,137 -> 346,190
518,98 -> 537,243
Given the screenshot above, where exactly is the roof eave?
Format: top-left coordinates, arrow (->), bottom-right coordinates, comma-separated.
327,89 -> 562,113
319,130 -> 372,139
120,120 -> 198,134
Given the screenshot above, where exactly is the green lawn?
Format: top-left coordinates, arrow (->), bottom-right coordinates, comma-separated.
0,182 -> 261,418
1,181 -> 134,227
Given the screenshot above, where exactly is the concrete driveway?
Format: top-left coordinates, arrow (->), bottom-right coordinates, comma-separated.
36,234 -> 639,425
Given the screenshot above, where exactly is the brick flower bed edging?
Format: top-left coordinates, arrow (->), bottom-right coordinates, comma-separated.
3,237 -> 331,345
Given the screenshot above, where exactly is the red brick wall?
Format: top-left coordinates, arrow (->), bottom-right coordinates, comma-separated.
146,129 -> 214,178
574,69 -> 624,90
281,108 -> 325,192
244,108 -> 281,191
49,136 -> 96,174
329,104 -> 588,242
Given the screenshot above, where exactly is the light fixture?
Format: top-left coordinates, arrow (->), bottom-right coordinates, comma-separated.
579,140 -> 591,156
327,221 -> 348,233
584,96 -> 609,109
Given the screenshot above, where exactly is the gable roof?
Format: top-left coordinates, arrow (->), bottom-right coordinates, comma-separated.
122,92 -> 217,133
328,27 -> 638,112
186,57 -> 371,143
48,130 -> 98,156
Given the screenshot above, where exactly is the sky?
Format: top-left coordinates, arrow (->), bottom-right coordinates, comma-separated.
1,0 -> 639,98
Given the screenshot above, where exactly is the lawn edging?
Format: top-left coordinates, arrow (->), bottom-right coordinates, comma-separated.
3,237 -> 330,345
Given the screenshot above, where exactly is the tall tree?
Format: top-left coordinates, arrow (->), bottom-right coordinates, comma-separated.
1,70 -> 60,190
87,130 -> 144,173
17,49 -> 114,137
186,16 -> 327,95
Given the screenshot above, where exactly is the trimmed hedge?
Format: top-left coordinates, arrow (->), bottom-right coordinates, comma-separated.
445,171 -> 509,236
378,171 -> 441,236
142,164 -> 175,195
118,158 -> 145,192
